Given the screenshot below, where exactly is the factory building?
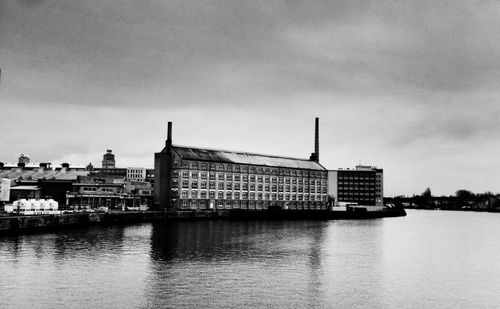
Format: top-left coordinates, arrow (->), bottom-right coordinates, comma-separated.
328,165 -> 384,206
154,119 -> 328,210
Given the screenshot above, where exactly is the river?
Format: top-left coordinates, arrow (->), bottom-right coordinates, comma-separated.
1,209 -> 499,308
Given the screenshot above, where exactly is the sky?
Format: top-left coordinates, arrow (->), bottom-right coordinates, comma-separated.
1,0 -> 500,196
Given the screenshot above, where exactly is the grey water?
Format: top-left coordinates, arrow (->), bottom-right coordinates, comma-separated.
1,209 -> 500,308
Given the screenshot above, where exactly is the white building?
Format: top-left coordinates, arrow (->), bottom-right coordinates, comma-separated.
126,167 -> 147,182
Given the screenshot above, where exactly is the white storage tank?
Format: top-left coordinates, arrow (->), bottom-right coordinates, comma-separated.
19,199 -> 30,211
48,199 -> 59,210
31,199 -> 41,211
40,199 -> 50,210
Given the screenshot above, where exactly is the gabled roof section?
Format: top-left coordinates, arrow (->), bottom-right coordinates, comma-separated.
171,145 -> 326,171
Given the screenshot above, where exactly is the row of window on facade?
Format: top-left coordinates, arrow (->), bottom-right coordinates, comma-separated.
174,180 -> 327,193
173,161 -> 326,177
338,175 -> 378,180
174,171 -> 326,185
178,199 -> 326,208
339,192 -> 376,196
82,187 -> 116,193
177,190 -> 327,201
338,187 -> 376,191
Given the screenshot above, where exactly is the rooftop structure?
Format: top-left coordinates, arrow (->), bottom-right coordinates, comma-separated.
102,149 -> 116,168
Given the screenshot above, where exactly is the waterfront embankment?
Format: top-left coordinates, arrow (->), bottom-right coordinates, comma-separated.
0,208 -> 406,235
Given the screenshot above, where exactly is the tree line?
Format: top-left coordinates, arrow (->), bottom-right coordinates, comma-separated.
385,188 -> 500,211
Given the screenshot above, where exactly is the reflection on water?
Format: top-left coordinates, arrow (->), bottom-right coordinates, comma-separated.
2,210 -> 500,308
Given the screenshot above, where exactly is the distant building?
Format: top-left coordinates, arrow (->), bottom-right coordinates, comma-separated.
154,119 -> 328,211
328,165 -> 383,206
18,154 -> 30,165
126,167 -> 147,182
102,149 -> 116,168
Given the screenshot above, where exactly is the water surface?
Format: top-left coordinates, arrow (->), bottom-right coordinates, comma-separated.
1,210 -> 499,308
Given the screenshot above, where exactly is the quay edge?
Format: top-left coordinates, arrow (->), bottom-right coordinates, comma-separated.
0,208 -> 406,235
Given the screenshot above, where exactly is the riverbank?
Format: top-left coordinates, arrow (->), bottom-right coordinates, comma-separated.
0,207 -> 406,235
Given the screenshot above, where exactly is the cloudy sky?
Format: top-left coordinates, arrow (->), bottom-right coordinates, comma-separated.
1,0 -> 500,196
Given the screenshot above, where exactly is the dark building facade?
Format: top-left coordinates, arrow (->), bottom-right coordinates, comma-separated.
328,166 -> 384,206
154,120 -> 328,211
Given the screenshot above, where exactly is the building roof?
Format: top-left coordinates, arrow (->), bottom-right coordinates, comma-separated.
10,185 -> 40,191
171,145 -> 326,171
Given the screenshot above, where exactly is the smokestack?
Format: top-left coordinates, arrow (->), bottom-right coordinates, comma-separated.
314,117 -> 319,162
166,122 -> 172,148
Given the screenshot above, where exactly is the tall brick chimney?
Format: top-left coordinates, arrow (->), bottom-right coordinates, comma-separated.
309,117 -> 320,163
166,121 -> 172,149
314,117 -> 319,162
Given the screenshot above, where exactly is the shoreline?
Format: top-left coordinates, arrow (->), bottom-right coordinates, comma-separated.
0,208 -> 406,235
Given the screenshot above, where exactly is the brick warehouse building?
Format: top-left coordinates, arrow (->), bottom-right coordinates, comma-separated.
154,119 -> 329,211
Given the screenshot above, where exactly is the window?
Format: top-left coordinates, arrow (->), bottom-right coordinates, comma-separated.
218,182 -> 224,190
250,192 -> 255,200
234,174 -> 241,181
226,183 -> 232,190
209,182 -> 215,189
226,174 -> 232,181
265,185 -> 270,192
226,165 -> 232,172
200,191 -> 207,198
272,185 -> 277,192
257,193 -> 263,200
226,192 -> 232,199
209,191 -> 215,198
242,192 -> 248,199
218,173 -> 224,180
191,181 -> 198,189
242,183 -> 248,190
191,162 -> 198,169
201,163 -> 208,170
181,190 -> 188,198
201,173 -> 207,180
182,181 -> 189,188
257,176 -> 263,183
265,193 -> 270,200
209,173 -> 216,180
265,177 -> 270,183
235,192 -> 240,199
218,191 -> 224,199
191,190 -> 198,198
235,183 -> 240,190
250,184 -> 255,191
218,164 -> 224,171
257,184 -> 263,191
250,175 -> 255,182
182,171 -> 189,178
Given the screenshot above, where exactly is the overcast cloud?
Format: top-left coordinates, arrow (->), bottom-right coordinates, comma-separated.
1,0 -> 500,196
